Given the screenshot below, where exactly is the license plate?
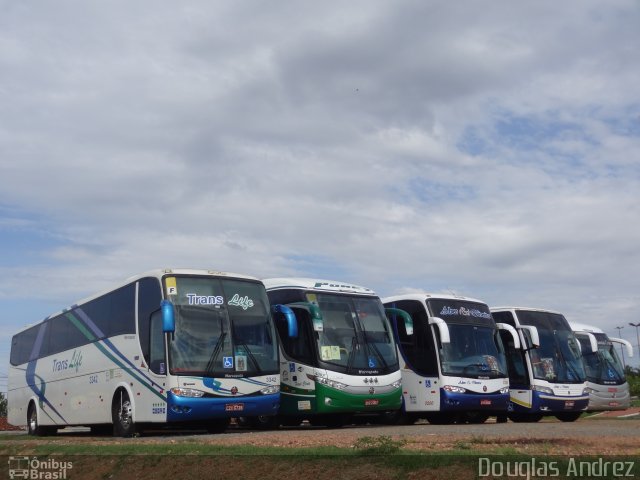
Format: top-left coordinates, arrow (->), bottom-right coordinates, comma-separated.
480,399 -> 492,406
564,401 -> 575,409
225,403 -> 244,412
365,399 -> 380,406
609,402 -> 619,407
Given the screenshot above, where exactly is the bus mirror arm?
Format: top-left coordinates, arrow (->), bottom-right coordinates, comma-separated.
519,325 -> 540,349
272,304 -> 298,338
429,317 -> 450,344
610,337 -> 633,358
385,308 -> 413,336
496,323 -> 520,349
161,300 -> 175,334
583,332 -> 598,354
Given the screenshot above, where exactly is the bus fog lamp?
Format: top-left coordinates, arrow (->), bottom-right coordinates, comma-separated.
171,387 -> 205,398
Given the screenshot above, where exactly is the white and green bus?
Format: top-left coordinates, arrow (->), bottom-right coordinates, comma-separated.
8,269 -> 282,436
570,322 -> 633,411
264,278 -> 404,428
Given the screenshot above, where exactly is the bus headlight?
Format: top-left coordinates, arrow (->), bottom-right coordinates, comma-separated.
443,385 -> 467,394
170,387 -> 205,398
583,387 -> 594,395
315,376 -> 348,390
499,387 -> 510,394
260,385 -> 280,395
531,385 -> 554,395
391,379 -> 402,389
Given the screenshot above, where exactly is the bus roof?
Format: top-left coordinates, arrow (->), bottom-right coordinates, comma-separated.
569,321 -> 605,334
263,277 -> 377,296
382,292 -> 487,305
13,268 -> 261,335
490,306 -> 563,316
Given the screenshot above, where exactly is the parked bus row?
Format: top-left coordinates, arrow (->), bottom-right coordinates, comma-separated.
7,269 -> 633,436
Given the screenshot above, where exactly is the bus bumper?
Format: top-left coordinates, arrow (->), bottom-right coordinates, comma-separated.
440,391 -> 510,413
533,392 -> 589,413
314,384 -> 402,414
586,387 -> 631,411
166,392 -> 280,422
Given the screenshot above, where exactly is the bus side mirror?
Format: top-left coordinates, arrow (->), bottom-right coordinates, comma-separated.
272,304 -> 298,338
429,316 -> 450,344
582,333 -> 598,354
288,302 -> 324,332
385,308 -> 413,335
610,337 -> 633,357
519,325 -> 540,349
496,323 -> 520,349
161,300 -> 175,333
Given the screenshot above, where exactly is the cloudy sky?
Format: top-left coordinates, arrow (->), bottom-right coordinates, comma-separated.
2,0 -> 640,387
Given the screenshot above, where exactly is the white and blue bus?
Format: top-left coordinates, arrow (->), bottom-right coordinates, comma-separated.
570,322 -> 633,411
383,294 -> 514,424
8,269 -> 281,436
491,307 -> 591,422
263,278 -> 404,428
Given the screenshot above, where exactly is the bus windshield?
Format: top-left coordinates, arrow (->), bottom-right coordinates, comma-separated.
517,310 -> 586,383
168,277 -> 278,376
578,333 -> 626,385
308,293 -> 398,373
426,299 -> 507,379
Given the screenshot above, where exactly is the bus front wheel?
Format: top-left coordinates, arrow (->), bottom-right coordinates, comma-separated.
27,402 -> 56,436
112,389 -> 136,437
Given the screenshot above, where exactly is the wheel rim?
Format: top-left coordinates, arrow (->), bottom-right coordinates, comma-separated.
117,395 -> 132,428
29,407 -> 37,433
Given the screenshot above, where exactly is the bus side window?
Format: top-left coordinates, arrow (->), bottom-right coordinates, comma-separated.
138,277 -> 163,366
276,308 -> 314,366
149,310 -> 167,375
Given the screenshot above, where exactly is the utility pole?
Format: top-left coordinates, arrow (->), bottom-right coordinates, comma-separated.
629,322 -> 640,369
615,326 -> 626,368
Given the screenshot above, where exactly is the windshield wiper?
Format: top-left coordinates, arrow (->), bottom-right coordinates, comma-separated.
346,336 -> 358,373
206,331 -> 226,374
364,337 -> 388,370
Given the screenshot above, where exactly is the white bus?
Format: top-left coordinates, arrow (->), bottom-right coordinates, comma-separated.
570,322 -> 633,411
8,269 -> 282,436
263,278 -> 404,428
382,294 -> 513,424
490,307 -> 591,422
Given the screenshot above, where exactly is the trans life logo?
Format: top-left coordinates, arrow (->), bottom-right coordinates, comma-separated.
8,456 -> 73,479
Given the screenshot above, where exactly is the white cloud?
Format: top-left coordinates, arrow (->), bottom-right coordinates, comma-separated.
1,0 -> 640,364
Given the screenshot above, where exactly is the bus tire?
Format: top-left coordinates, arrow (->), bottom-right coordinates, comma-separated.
112,389 -> 136,437
27,402 -> 57,437
555,412 -> 582,422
